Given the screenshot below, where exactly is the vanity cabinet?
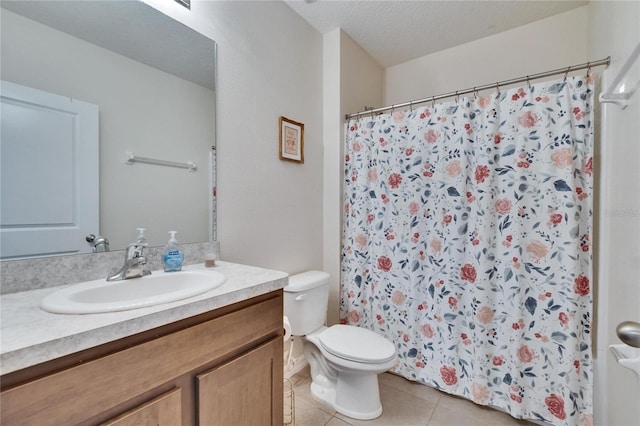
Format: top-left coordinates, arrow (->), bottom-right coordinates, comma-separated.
0,290 -> 284,426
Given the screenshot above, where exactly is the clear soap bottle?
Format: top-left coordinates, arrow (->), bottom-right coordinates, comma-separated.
162,231 -> 184,272
136,228 -> 147,245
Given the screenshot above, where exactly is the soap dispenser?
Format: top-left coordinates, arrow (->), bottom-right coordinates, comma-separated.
162,231 -> 184,272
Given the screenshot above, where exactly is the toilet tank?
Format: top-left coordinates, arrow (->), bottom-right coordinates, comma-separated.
283,271 -> 330,336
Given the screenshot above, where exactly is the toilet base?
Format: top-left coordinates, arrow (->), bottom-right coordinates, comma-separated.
309,369 -> 383,420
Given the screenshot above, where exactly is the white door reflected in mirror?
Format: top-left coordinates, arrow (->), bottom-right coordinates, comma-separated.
0,81 -> 99,259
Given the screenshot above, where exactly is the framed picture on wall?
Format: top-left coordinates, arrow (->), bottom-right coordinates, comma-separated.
279,116 -> 304,164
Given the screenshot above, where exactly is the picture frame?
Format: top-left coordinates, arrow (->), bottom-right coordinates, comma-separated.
279,116 -> 304,164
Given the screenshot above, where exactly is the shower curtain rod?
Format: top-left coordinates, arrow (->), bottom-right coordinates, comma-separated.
345,57 -> 611,120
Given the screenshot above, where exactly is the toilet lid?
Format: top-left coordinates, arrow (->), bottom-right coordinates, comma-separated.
318,325 -> 396,363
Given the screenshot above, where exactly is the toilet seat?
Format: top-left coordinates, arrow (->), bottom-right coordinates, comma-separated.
318,325 -> 396,364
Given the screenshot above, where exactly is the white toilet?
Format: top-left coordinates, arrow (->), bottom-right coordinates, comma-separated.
284,271 -> 397,420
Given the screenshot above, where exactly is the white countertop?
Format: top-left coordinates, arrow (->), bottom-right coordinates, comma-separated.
0,261 -> 288,375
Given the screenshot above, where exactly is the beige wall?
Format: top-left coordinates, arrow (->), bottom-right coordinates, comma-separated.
323,29 -> 383,325
211,2 -> 324,274
323,29 -> 343,326
148,0 -> 325,274
384,7 -> 589,104
588,2 -> 640,425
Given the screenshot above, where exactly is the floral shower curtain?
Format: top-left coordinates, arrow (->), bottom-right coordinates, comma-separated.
341,75 -> 594,426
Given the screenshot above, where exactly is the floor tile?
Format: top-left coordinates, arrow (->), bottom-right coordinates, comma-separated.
333,384 -> 436,426
428,393 -> 530,426
293,397 -> 334,426
325,416 -> 353,426
379,373 -> 442,405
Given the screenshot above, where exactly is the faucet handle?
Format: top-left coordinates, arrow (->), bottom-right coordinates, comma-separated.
125,240 -> 147,260
107,238 -> 151,281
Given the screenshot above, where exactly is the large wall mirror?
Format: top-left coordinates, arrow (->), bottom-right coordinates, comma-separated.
0,0 -> 216,259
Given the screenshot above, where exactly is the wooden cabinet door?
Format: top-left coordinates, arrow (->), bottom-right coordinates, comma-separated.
197,338 -> 283,426
101,388 -> 182,426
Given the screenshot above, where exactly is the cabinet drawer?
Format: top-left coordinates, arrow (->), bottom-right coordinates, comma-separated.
1,294 -> 282,426
101,388 -> 182,426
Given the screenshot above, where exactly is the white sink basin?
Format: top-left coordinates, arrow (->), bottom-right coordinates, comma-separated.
41,269 -> 226,314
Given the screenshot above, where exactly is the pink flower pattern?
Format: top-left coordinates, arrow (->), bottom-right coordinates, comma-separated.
341,77 -> 593,426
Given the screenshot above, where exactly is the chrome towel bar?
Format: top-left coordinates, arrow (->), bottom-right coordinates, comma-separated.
125,151 -> 197,172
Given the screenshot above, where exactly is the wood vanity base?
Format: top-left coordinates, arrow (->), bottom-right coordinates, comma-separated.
1,290 -> 284,426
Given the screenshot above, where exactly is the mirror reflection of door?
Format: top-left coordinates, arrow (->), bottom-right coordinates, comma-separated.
0,81 -> 99,259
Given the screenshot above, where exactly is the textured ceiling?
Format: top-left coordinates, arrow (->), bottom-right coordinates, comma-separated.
284,0 -> 588,68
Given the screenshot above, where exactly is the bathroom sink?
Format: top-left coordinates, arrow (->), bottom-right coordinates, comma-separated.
40,269 -> 226,314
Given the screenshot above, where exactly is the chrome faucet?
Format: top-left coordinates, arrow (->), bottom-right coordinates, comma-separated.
107,240 -> 151,281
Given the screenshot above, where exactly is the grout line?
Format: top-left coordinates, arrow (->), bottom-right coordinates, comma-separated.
424,398 -> 438,426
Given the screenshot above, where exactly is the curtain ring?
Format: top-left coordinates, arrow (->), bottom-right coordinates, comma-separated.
409,101 -> 413,112
495,82 -> 501,95
563,66 -> 571,81
473,87 -> 479,99
431,96 -> 436,108
455,90 -> 459,103
586,62 -> 592,78
526,76 -> 531,90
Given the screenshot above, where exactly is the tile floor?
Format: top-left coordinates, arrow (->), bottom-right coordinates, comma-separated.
288,367 -> 536,426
